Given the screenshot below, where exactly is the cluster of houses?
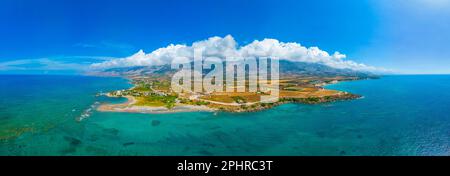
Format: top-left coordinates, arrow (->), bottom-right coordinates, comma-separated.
109,86 -> 168,97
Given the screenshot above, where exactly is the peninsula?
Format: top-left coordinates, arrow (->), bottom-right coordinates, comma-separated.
97,75 -> 363,113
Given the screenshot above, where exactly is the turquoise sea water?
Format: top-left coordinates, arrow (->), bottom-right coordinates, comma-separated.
0,75 -> 449,155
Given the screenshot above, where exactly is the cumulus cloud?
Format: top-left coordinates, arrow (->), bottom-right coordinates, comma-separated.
90,35 -> 383,72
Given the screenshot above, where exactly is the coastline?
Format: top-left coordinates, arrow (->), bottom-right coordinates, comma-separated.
95,76 -> 367,114
97,90 -> 361,114
97,95 -> 215,114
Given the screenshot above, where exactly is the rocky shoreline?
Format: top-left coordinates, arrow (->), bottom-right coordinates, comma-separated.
214,93 -> 362,113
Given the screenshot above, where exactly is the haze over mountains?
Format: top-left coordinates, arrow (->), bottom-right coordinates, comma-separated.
92,60 -> 377,78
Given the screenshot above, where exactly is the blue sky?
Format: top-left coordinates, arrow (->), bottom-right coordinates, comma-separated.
0,0 -> 449,74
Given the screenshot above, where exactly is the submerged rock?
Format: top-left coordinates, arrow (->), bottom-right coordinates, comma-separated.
64,136 -> 82,146
151,120 -> 161,126
123,142 -> 135,146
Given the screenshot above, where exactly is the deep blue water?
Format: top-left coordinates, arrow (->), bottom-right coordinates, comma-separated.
0,75 -> 449,155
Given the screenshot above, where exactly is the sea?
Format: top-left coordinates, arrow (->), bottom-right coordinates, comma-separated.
0,74 -> 449,155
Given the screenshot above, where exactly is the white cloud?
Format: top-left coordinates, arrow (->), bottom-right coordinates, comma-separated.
90,35 -> 383,72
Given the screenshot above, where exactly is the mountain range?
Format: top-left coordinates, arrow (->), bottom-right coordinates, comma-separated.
90,60 -> 378,78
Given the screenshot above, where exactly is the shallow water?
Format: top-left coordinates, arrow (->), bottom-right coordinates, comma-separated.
0,75 -> 449,155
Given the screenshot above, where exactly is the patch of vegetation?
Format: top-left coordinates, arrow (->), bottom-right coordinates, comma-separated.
304,97 -> 320,103
283,87 -> 304,91
231,96 -> 247,104
194,100 -> 210,106
135,93 -> 178,109
152,80 -> 171,91
132,83 -> 151,92
135,97 -> 165,107
162,95 -> 177,109
179,98 -> 209,106
260,102 -> 274,107
179,98 -> 191,104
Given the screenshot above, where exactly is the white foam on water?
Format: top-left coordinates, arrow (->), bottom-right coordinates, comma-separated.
76,101 -> 100,122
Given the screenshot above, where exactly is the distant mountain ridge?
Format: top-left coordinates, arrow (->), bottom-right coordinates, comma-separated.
92,60 -> 377,78
278,60 -> 377,78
